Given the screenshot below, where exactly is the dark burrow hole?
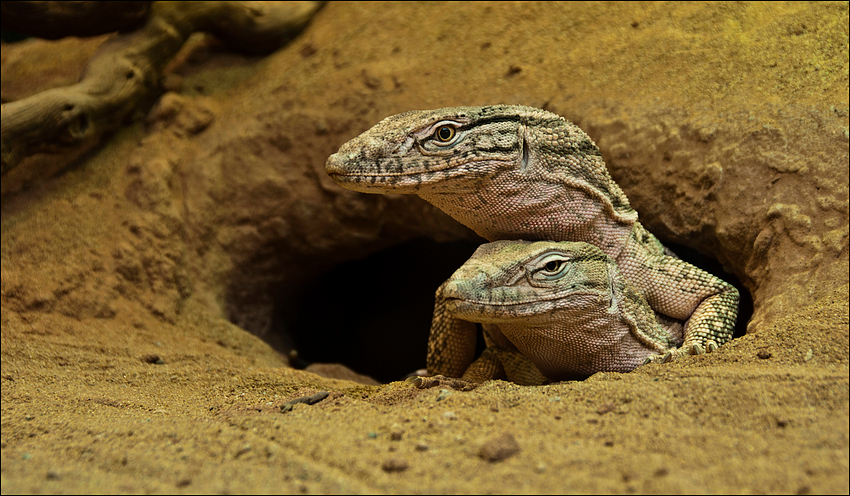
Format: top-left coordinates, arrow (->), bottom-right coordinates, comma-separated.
274,238 -> 753,384
275,238 -> 483,384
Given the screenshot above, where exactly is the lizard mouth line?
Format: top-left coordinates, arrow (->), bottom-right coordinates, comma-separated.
328,157 -> 512,179
445,291 -> 601,307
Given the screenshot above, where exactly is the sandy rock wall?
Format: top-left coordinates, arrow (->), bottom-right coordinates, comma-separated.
2,2 -> 847,359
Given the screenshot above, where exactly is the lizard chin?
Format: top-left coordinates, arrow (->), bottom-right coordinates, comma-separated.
445,293 -> 606,326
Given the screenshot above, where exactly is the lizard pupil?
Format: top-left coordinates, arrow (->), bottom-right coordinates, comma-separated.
436,126 -> 456,142
545,261 -> 562,272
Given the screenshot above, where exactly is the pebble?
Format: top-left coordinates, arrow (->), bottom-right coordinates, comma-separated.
381,458 -> 409,473
478,433 -> 520,462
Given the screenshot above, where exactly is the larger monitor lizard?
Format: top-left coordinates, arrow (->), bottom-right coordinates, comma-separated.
326,105 -> 738,375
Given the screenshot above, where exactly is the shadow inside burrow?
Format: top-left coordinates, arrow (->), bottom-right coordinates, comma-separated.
272,237 -> 485,384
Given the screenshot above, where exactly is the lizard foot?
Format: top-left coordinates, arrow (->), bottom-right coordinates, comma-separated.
642,340 -> 721,366
405,375 -> 480,391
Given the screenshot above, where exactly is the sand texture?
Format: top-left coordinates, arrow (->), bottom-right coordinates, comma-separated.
2,2 -> 848,493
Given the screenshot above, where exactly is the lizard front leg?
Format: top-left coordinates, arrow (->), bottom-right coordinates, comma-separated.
635,254 -> 739,363
425,280 -> 478,378
417,286 -> 548,389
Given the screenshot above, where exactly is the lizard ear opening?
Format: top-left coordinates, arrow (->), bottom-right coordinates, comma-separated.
519,127 -> 530,170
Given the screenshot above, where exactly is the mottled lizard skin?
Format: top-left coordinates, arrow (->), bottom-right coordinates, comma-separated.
326,105 -> 739,376
434,240 -> 682,384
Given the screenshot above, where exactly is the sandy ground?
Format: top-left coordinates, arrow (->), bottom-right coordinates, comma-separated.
2,2 -> 848,493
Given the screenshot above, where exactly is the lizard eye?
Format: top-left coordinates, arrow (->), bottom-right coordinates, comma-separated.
529,254 -> 571,282
545,260 -> 563,272
435,125 -> 456,143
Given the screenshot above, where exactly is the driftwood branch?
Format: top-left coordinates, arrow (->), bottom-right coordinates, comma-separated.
0,1 -> 324,176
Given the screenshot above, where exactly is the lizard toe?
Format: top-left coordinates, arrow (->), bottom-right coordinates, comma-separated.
643,348 -> 678,365
691,343 -> 705,355
706,340 -> 718,353
407,375 -> 479,391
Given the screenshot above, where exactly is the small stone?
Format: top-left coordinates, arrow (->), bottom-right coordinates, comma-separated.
604,440 -> 615,447
442,411 -> 457,421
141,354 -> 164,364
804,349 -> 813,361
506,65 -> 522,77
596,402 -> 615,414
381,458 -> 409,472
654,467 -> 670,477
776,417 -> 790,428
46,471 -> 61,480
479,433 -> 520,462
390,431 -> 403,441
414,443 -> 429,452
300,43 -> 317,58
756,349 -> 771,359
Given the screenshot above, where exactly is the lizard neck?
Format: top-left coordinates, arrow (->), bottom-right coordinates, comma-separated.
420,176 -> 636,260
498,317 -> 656,378
419,115 -> 639,260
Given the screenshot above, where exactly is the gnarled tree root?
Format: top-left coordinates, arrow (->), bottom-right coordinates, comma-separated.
0,1 -> 324,176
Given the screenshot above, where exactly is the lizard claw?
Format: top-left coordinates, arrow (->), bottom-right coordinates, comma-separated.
689,339 -> 721,356
642,349 -> 678,365
406,375 -> 479,391
642,340 -> 723,366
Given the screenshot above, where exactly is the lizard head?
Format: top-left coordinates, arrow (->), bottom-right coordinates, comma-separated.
326,105 -> 638,243
442,240 -> 619,326
325,105 -> 562,194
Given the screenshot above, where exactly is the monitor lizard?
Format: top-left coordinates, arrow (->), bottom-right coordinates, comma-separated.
415,240 -> 682,386
326,105 -> 738,374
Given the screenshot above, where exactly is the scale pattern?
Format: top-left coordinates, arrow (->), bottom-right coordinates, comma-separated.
326,105 -> 739,378
435,240 -> 681,383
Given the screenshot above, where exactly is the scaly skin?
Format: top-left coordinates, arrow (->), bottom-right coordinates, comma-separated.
326,105 -> 738,375
427,240 -> 682,384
